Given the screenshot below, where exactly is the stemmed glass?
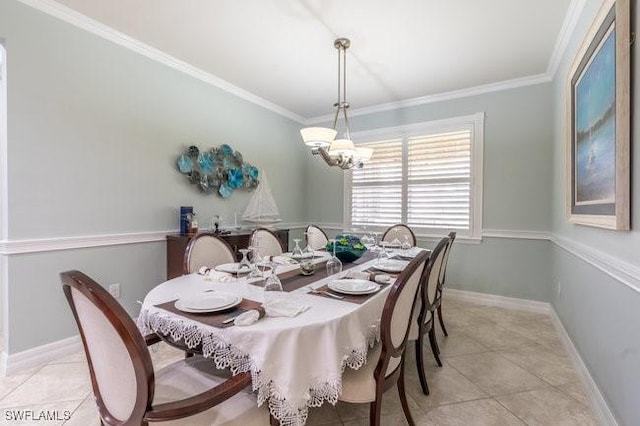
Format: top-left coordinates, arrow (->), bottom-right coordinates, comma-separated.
263,261 -> 284,302
237,248 -> 251,279
326,239 -> 343,276
292,239 -> 304,259
371,231 -> 382,253
302,232 -> 314,258
248,243 -> 264,279
401,235 -> 412,253
377,241 -> 390,264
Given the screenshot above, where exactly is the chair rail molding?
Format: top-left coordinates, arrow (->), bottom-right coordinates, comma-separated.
551,234 -> 640,295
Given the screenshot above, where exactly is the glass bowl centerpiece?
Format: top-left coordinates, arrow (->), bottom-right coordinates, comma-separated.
326,234 -> 367,263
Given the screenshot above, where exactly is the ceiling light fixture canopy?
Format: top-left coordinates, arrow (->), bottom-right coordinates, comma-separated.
300,38 -> 372,169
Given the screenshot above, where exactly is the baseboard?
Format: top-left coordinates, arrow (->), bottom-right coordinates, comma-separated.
549,308 -> 618,426
1,335 -> 82,376
445,288 -> 551,314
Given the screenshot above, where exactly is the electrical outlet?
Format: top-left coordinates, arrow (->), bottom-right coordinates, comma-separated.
109,283 -> 120,299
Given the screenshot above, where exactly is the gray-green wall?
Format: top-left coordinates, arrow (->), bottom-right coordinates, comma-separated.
0,0 -> 304,353
551,1 -> 640,424
306,83 -> 556,302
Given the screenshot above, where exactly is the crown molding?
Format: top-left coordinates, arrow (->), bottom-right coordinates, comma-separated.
16,0 -> 305,124
546,0 -> 587,78
305,73 -> 552,125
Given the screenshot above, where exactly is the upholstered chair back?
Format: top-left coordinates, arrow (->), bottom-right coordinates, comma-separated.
184,233 -> 236,274
62,271 -> 153,424
382,224 -> 417,246
438,231 -> 457,285
425,237 -> 449,309
251,228 -> 284,257
305,224 -> 329,250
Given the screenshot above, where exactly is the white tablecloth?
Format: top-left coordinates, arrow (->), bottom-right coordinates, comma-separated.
138,253 -> 414,426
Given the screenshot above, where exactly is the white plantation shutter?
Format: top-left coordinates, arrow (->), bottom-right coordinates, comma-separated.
407,131 -> 471,230
346,114 -> 483,238
350,139 -> 403,227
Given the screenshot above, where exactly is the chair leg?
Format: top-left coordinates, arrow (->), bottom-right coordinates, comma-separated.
398,362 -> 416,426
414,337 -> 429,395
438,305 -> 448,337
269,413 -> 279,426
369,397 -> 383,426
185,352 -> 195,358
429,327 -> 443,367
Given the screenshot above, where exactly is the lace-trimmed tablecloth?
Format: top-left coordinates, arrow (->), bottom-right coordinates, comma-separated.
137,259 -> 392,426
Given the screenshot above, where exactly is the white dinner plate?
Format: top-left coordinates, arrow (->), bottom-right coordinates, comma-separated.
372,259 -> 409,273
175,293 -> 241,313
215,263 -> 251,274
328,279 -> 380,295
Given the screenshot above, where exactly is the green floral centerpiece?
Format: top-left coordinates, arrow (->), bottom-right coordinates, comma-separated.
326,234 -> 367,263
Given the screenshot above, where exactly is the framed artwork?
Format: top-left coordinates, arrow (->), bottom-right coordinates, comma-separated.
566,0 -> 630,230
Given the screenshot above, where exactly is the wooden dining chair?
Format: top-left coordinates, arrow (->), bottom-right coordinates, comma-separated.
338,250 -> 429,426
305,224 -> 329,250
382,224 -> 417,246
61,270 -> 268,425
250,227 -> 285,257
408,236 -> 450,394
183,232 -> 236,275
436,231 -> 456,336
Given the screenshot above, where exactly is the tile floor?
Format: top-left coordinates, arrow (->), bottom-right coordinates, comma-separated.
0,297 -> 598,425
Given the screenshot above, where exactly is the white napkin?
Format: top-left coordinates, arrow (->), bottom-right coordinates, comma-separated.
390,238 -> 402,247
343,270 -> 371,280
271,256 -> 299,265
234,310 -> 261,326
262,299 -> 309,318
198,267 -> 234,282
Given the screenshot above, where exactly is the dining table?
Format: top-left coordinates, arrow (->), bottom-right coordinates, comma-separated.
137,247 -> 427,426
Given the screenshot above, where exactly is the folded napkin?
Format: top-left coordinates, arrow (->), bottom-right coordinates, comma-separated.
390,238 -> 402,247
342,269 -> 392,284
234,307 -> 266,326
198,267 -> 234,282
270,255 -> 299,265
262,298 -> 310,318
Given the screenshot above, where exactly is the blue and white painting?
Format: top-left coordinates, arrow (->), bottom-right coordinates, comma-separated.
575,24 -> 616,205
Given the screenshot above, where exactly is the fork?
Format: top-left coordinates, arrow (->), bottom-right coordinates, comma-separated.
306,286 -> 344,299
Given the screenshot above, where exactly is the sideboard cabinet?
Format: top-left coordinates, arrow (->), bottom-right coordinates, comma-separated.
166,229 -> 289,280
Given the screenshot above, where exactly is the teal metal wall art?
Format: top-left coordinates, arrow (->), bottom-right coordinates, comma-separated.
176,144 -> 259,198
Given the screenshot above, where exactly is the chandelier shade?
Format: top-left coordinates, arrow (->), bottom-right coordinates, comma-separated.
299,37 -> 372,170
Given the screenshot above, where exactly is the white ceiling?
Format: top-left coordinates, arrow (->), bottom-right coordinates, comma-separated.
52,0 -> 573,120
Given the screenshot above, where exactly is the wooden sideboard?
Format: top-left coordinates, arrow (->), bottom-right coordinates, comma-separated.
166,229 -> 289,280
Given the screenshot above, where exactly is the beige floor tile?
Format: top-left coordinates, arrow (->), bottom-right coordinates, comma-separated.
418,398 -> 525,426
50,351 -> 87,365
343,412 -> 409,426
0,400 -> 83,426
0,368 -> 40,401
63,396 -> 99,426
500,347 -> 578,386
306,402 -> 343,426
556,381 -> 591,406
336,391 -> 423,423
150,342 -> 187,370
404,362 -> 488,410
459,324 -> 538,351
0,364 -> 91,408
497,388 -> 597,426
433,332 -> 489,358
447,353 -> 549,396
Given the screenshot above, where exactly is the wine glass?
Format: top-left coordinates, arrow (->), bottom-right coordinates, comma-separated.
377,241 -> 390,264
237,248 -> 251,279
263,261 -> 284,302
401,235 -> 412,253
371,231 -> 382,253
302,232 -> 314,258
326,239 -> 343,276
292,238 -> 303,259
248,245 -> 264,279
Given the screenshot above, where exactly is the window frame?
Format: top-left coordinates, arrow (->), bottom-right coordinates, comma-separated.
343,112 -> 484,241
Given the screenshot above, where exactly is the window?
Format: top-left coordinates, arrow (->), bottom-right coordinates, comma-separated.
345,113 -> 484,239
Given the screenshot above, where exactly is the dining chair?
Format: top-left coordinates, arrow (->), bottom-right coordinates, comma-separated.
183,232 -> 236,275
408,236 -> 450,394
61,270 -> 268,426
436,231 -> 456,337
382,224 -> 417,246
338,250 -> 429,426
250,227 -> 285,257
305,224 -> 329,250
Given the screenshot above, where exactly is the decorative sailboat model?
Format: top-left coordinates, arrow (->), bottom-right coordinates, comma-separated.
242,171 -> 282,225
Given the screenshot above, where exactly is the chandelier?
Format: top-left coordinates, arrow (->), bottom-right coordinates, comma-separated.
300,38 -> 373,170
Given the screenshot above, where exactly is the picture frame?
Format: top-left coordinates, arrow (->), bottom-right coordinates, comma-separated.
566,0 -> 630,230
